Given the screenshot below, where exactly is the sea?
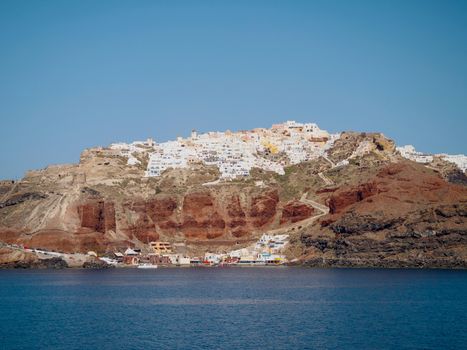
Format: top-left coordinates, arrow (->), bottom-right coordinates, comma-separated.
0,267 -> 466,350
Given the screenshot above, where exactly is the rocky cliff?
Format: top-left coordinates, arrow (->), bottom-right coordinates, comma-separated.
0,129 -> 466,267
299,161 -> 467,268
0,154 -> 314,255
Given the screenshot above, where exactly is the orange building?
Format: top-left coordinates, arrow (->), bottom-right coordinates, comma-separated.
149,241 -> 173,254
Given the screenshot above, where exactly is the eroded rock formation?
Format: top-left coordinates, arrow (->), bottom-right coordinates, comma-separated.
0,130 -> 465,268
300,162 -> 467,268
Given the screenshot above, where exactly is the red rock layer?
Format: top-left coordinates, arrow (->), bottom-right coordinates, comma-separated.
77,200 -> 116,233
301,162 -> 467,268
249,190 -> 279,227
280,201 -> 315,224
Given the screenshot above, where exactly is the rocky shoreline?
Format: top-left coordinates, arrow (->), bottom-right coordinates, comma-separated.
2,255 -> 466,270
0,257 -> 119,269
0,257 -> 68,269
301,257 -> 467,269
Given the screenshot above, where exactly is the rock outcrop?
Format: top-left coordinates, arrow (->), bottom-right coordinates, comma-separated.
0,126 -> 466,268
82,258 -> 114,269
280,201 -> 315,224
300,162 -> 467,268
0,247 -> 68,269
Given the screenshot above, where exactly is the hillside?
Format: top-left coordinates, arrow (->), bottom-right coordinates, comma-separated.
0,121 -> 466,268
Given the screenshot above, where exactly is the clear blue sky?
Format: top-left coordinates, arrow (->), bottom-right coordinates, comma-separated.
1,0 -> 466,179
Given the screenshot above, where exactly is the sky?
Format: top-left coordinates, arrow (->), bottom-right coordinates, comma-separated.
1,0 -> 466,179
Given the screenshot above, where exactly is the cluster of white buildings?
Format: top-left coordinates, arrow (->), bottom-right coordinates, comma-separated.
203,234 -> 290,265
397,145 -> 434,164
96,234 -> 290,267
397,145 -> 467,172
109,139 -> 154,166
106,121 -> 466,179
435,154 -> 467,172
109,121 -> 338,179
100,243 -> 192,267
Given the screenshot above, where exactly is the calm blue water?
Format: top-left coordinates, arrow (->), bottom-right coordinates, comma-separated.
0,268 -> 466,350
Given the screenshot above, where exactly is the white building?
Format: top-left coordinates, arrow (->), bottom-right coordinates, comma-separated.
142,121 -> 337,179
204,253 -> 223,265
437,154 -> 467,172
105,122 -> 466,179
397,145 -> 433,163
398,145 -> 467,172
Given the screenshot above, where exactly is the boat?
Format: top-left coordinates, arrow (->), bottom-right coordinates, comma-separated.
137,263 -> 158,269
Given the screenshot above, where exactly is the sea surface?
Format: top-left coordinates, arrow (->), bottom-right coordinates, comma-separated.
0,267 -> 466,350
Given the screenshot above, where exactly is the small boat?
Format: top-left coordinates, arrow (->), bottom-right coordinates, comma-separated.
137,263 -> 158,269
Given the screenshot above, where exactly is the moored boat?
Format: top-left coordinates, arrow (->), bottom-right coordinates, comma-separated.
137,263 -> 158,269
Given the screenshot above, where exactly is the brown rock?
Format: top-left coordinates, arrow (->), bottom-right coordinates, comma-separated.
77,200 -> 116,233
249,190 -> 279,227
280,201 -> 314,224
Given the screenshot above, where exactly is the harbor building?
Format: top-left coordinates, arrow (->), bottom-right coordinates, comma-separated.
149,241 -> 173,255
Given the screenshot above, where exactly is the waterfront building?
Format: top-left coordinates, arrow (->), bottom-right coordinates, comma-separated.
124,247 -> 139,256
149,241 -> 173,255
190,257 -> 203,265
147,254 -> 172,265
166,254 -> 191,265
223,233 -> 290,265
113,252 -> 124,263
123,255 -> 139,265
204,253 -> 222,265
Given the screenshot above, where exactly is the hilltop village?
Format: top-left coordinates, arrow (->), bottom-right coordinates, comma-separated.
106,120 -> 466,180
109,121 -> 339,179
397,145 -> 467,172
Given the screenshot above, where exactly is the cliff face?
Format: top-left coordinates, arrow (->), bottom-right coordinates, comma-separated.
300,162 -> 467,268
0,159 -> 313,254
0,130 -> 466,267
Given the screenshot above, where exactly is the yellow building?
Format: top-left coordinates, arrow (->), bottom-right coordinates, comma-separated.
261,139 -> 279,154
149,241 -> 173,255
